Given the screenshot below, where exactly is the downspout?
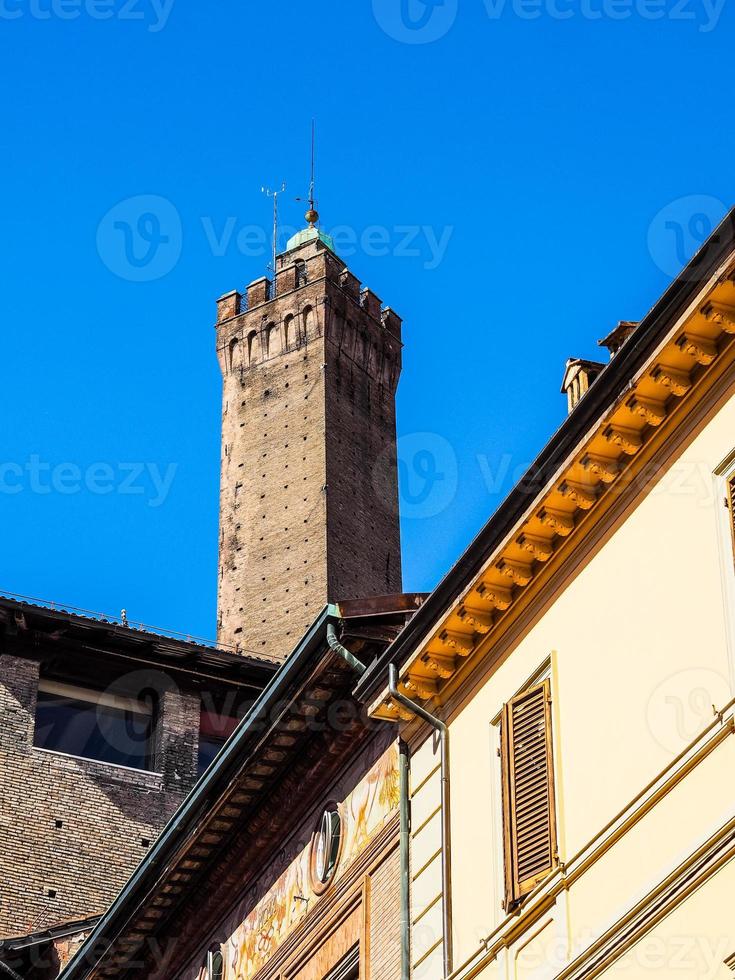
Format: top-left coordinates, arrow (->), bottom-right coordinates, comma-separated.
326,620 -> 366,676
389,664 -> 453,980
0,958 -> 24,980
399,739 -> 411,980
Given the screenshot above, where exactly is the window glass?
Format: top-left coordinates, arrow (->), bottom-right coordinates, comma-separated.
198,702 -> 240,777
197,733 -> 226,777
34,680 -> 153,770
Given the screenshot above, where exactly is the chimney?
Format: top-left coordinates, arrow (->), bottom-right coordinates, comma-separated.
561,358 -> 606,413
561,320 -> 640,414
598,320 -> 639,358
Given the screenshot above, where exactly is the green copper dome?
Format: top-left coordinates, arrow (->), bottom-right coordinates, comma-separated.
285,226 -> 336,253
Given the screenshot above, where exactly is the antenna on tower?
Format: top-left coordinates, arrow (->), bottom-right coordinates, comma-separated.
296,119 -> 320,228
261,181 -> 286,283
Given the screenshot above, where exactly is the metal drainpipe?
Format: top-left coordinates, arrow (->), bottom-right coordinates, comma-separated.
326,621 -> 367,676
389,664 -> 453,980
399,738 -> 411,980
0,958 -> 24,980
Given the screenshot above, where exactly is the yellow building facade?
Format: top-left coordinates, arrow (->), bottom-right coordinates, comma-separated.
356,210 -> 735,980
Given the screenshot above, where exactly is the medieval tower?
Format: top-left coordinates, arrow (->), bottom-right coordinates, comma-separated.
215,217 -> 403,661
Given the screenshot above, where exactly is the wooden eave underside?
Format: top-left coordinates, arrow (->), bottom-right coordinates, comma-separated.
370,267 -> 735,721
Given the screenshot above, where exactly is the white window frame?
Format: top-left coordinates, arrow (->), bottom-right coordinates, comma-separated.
38,679 -> 153,716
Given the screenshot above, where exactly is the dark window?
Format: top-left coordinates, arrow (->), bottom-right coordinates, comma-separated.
198,703 -> 240,777
197,733 -> 226,776
295,259 -> 307,287
34,680 -> 153,770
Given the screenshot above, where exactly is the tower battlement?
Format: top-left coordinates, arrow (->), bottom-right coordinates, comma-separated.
217,239 -> 402,340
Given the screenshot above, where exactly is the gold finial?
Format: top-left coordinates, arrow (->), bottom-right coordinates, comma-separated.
295,122 -> 320,229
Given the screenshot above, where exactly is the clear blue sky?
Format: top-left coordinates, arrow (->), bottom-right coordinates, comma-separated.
1,0 -> 732,641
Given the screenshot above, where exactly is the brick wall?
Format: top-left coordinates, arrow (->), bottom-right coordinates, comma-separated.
323,281 -> 402,606
369,845 -> 402,980
0,653 -> 201,937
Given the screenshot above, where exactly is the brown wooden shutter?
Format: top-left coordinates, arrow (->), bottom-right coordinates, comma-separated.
727,475 -> 735,565
500,679 -> 557,908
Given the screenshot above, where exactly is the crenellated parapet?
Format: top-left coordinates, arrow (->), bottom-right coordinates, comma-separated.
215,236 -> 403,388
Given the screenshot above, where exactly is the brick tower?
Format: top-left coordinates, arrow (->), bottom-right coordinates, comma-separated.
215,223 -> 403,661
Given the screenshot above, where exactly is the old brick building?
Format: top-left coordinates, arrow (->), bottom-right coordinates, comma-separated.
0,597 -> 274,972
216,222 -> 403,660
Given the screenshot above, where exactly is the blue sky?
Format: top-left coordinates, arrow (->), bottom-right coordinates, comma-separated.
0,0 -> 732,641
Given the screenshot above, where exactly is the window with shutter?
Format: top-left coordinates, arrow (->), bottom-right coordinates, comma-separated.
727,475 -> 735,564
500,678 -> 557,909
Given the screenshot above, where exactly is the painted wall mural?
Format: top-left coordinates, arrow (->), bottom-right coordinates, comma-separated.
194,744 -> 399,980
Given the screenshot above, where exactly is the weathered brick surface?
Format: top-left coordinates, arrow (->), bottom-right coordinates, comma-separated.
369,845 -> 402,980
216,238 -> 403,661
0,653 -> 201,937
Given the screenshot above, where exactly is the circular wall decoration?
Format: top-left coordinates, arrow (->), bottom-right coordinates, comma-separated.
310,803 -> 343,893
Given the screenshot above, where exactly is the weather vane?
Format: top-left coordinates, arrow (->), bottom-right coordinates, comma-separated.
261,181 -> 286,281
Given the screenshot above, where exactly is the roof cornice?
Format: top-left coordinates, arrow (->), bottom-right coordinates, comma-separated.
0,597 -> 277,687
354,208 -> 735,715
